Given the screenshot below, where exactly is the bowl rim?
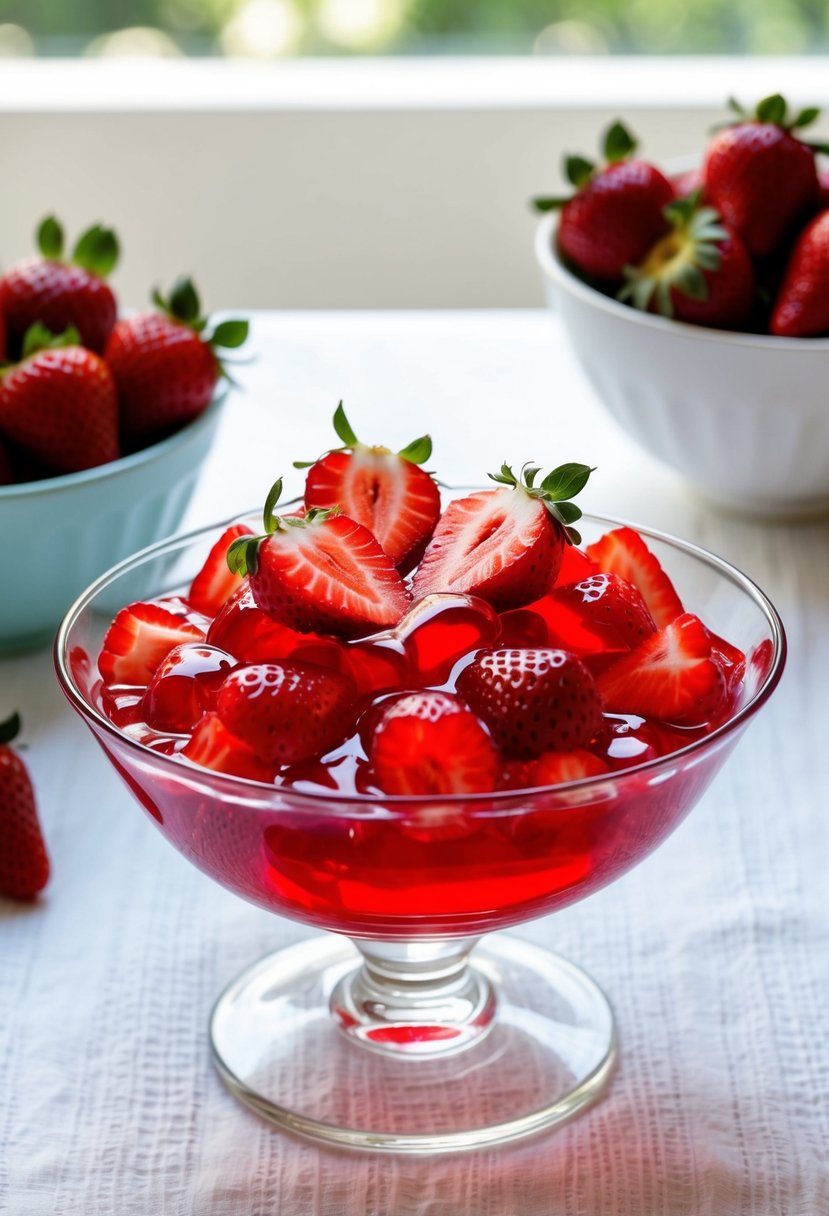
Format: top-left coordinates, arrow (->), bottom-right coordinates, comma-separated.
0,387 -> 227,502
534,209 -> 829,351
54,503 -> 787,808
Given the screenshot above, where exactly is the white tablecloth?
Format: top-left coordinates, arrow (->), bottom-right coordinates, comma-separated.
2,312 -> 828,1215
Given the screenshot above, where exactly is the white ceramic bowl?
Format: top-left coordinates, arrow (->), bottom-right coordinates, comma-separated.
0,393 -> 226,654
535,210 -> 829,520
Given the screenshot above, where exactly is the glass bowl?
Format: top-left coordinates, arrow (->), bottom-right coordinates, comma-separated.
54,508 -> 785,1153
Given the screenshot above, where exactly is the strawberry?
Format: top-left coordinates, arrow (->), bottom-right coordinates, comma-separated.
412,461 -> 593,612
0,323 -> 119,474
0,215 -> 119,357
188,523 -> 254,617
143,643 -> 236,733
104,277 -> 248,442
369,690 -> 498,795
216,660 -> 357,765
585,527 -> 684,629
543,572 -> 657,659
672,167 -> 705,200
703,94 -> 822,257
181,713 -> 276,783
296,403 -> 441,573
528,749 -> 610,786
819,168 -> 829,210
534,121 -> 674,282
770,210 -> 829,337
0,713 -> 49,902
619,192 -> 756,331
227,479 -> 411,638
457,648 -> 604,761
99,601 -> 206,687
597,613 -> 726,727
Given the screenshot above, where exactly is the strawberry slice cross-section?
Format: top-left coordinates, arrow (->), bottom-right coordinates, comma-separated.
586,526 -> 684,629
98,601 -> 206,688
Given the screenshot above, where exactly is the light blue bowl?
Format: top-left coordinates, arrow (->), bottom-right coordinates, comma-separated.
0,393 -> 226,655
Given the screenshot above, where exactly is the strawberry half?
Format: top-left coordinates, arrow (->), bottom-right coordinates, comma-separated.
99,601 -> 206,687
188,523 -> 254,617
585,527 -> 684,629
368,690 -> 498,795
412,461 -> 593,612
0,713 -> 50,902
296,403 -> 441,573
456,647 -> 605,761
0,215 -> 119,357
227,479 -> 411,638
597,613 -> 727,727
216,660 -> 358,765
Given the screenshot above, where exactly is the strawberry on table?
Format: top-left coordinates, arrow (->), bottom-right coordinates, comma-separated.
296,403 -> 441,573
0,322 -> 119,474
585,527 -> 684,629
0,713 -> 49,902
770,210 -> 829,337
533,120 -> 674,283
0,215 -> 119,357
597,613 -> 727,728
412,461 -> 592,612
188,523 -> 254,617
216,660 -> 357,765
618,191 -> 756,331
368,690 -> 498,795
456,648 -> 605,761
99,601 -> 206,687
105,276 -> 248,442
227,479 -> 411,638
703,93 -> 823,257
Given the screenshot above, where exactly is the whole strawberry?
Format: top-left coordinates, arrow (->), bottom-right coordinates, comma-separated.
0,713 -> 49,902
771,210 -> 829,337
456,648 -> 604,761
618,192 -> 756,331
0,215 -> 119,357
703,94 -> 823,258
534,121 -> 674,282
0,323 -> 119,474
105,277 -> 248,442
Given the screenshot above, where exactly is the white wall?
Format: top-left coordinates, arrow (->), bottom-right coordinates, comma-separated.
1,57 -> 828,310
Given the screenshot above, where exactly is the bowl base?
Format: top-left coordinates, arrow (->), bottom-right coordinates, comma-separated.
210,934 -> 616,1154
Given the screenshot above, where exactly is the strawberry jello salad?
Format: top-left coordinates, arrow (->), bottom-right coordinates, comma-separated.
95,406 -> 747,796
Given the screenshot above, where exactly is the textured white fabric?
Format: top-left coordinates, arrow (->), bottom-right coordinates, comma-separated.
2,313 -> 827,1215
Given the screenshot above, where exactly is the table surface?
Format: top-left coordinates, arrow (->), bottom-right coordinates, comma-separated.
2,311 -> 828,1216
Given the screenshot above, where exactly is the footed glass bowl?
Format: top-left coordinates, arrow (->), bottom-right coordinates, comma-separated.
55,511 -> 785,1153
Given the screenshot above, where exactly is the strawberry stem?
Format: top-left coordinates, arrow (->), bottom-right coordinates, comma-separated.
71,223 -> 119,278
486,460 -> 594,545
21,322 -> 81,360
0,711 -> 21,745
37,215 -> 64,260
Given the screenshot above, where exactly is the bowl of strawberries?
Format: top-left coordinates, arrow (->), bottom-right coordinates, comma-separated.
534,96 -> 829,520
0,216 -> 248,654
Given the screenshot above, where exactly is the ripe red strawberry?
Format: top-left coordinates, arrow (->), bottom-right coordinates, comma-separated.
619,192 -> 756,331
188,523 -> 254,617
216,660 -> 357,765
819,168 -> 829,210
456,648 -> 605,761
99,601 -> 206,687
105,277 -> 248,442
597,613 -> 726,727
412,461 -> 593,612
0,323 -> 120,474
703,94 -> 821,257
534,121 -> 674,282
369,690 -> 498,795
770,210 -> 829,337
528,749 -> 610,786
227,479 -> 411,638
585,527 -> 684,629
297,403 -> 441,573
182,712 -> 276,783
143,643 -> 236,733
0,215 -> 119,357
544,572 -> 657,657
0,713 -> 49,902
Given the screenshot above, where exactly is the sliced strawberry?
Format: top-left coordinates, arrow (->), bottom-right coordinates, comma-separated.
412,462 -> 592,612
143,643 -> 237,733
300,405 -> 441,573
369,690 -> 498,795
585,527 -> 684,628
597,613 -> 727,727
99,601 -> 205,687
181,713 -> 276,782
543,573 -> 657,660
216,660 -> 358,765
188,523 -> 253,617
528,749 -> 610,786
227,481 -> 411,638
456,647 -> 605,760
